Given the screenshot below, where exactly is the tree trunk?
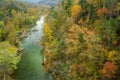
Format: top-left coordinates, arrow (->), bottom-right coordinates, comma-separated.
3,73 -> 6,80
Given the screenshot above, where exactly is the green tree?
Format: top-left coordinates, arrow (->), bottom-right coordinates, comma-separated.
0,41 -> 20,80
64,0 -> 73,15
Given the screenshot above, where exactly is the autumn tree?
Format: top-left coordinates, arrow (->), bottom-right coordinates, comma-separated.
0,41 -> 20,80
64,0 -> 73,15
0,1 -> 42,80
43,23 -> 53,41
70,4 -> 82,23
42,0 -> 120,79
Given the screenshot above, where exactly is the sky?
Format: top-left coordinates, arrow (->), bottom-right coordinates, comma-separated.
20,0 -> 43,3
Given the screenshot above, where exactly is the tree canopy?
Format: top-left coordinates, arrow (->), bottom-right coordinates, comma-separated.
41,0 -> 120,79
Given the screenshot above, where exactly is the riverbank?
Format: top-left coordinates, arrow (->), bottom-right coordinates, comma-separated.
14,16 -> 52,80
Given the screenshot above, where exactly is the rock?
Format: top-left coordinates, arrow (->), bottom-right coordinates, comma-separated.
17,48 -> 24,52
32,29 -> 38,32
27,29 -> 30,32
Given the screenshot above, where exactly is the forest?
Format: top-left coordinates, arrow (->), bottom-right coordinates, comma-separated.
0,0 -> 120,80
42,0 -> 120,80
0,0 -> 42,80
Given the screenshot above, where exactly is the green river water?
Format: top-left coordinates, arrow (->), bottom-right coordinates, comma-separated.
14,16 -> 52,80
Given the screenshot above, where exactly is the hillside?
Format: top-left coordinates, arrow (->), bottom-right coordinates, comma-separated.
42,0 -> 120,80
19,0 -> 59,6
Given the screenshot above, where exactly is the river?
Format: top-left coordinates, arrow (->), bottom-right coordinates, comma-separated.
14,16 -> 51,80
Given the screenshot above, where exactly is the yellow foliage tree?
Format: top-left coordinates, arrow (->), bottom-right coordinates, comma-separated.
65,24 -> 81,55
27,8 -> 35,16
87,0 -> 105,8
44,23 -> 53,41
11,9 -> 17,17
73,0 -> 79,4
0,41 -> 20,80
70,5 -> 82,22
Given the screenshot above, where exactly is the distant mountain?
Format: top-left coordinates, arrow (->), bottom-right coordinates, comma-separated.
19,0 -> 42,3
19,0 -> 59,6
